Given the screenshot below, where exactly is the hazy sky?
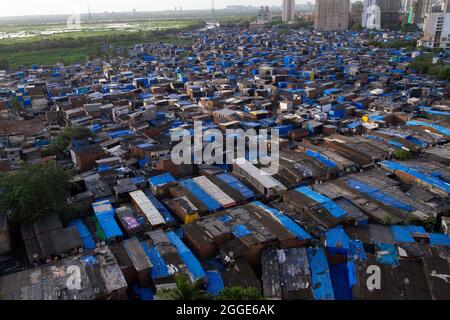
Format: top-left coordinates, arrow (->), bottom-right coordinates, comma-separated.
0,0 -> 314,17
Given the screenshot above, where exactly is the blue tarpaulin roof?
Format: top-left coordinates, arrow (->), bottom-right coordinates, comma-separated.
141,242 -> 171,279
148,172 -> 176,187
295,186 -> 347,218
147,193 -> 175,224
133,285 -> 153,300
166,231 -> 206,281
307,248 -> 335,300
206,271 -> 225,296
306,150 -> 337,168
376,243 -> 399,266
253,201 -> 311,240
349,240 -> 367,261
429,233 -> 450,247
216,173 -> 255,199
380,161 -> 450,195
390,225 -> 427,243
406,120 -> 450,137
69,219 -> 96,250
329,263 -> 352,300
179,179 -> 222,211
325,226 -> 350,255
231,224 -> 252,238
344,178 -> 416,212
96,212 -> 123,239
107,130 -> 131,139
93,200 -> 123,239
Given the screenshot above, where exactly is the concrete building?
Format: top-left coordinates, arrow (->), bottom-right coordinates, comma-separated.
412,0 -> 435,28
350,1 -> 364,28
420,11 -> 450,48
282,0 -> 296,22
314,0 -> 350,31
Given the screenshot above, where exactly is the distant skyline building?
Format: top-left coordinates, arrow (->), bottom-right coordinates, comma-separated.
282,0 -> 296,22
412,0 -> 435,28
350,1 -> 364,28
314,0 -> 350,31
419,0 -> 450,48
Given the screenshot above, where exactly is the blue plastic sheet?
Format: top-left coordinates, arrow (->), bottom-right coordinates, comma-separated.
429,233 -> 450,247
307,248 -> 335,300
166,231 -> 206,281
231,224 -> 252,238
253,201 -> 311,240
344,178 -> 415,212
69,219 -> 96,250
179,179 -> 222,211
216,173 -> 255,199
206,271 -> 224,296
325,226 -> 350,255
141,242 -> 170,279
295,186 -> 347,218
376,243 -> 399,266
380,161 -> 450,195
306,150 -> 337,168
329,263 -> 352,300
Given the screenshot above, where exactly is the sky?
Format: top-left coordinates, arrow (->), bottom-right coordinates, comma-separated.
0,0 -> 314,17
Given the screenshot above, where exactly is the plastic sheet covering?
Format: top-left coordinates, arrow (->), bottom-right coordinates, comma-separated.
380,161 -> 450,195
69,219 -> 96,249
305,150 -> 337,168
325,226 -> 350,255
295,186 -> 347,218
406,120 -> 450,137
140,242 -> 170,279
216,173 -> 255,199
307,248 -> 335,300
344,178 -> 415,212
329,263 -> 352,300
253,201 -> 311,240
231,224 -> 252,238
429,233 -> 450,247
376,243 -> 399,266
206,271 -> 225,296
179,179 -> 222,211
166,231 -> 206,281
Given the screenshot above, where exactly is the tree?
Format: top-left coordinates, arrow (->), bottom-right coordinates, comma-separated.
45,126 -> 95,159
215,287 -> 263,300
394,149 -> 413,161
0,162 -> 74,224
158,274 -> 209,300
11,97 -> 23,116
0,57 -> 8,70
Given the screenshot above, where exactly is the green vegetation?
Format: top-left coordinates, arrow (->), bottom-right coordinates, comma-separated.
0,162 -> 74,224
0,20 -> 203,69
394,149 -> 413,161
158,274 -> 209,300
44,126 -> 96,160
215,287 -> 264,300
368,39 -> 417,50
408,53 -> 450,81
401,22 -> 417,33
422,217 -> 437,232
0,57 -> 9,69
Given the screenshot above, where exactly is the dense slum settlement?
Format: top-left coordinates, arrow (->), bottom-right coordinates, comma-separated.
0,25 -> 449,300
